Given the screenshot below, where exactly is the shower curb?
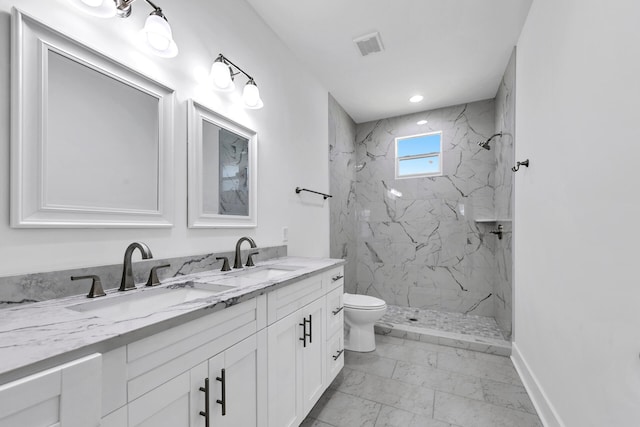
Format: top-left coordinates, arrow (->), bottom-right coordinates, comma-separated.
374,321 -> 512,356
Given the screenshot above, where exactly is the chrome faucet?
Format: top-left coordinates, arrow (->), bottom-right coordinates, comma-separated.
120,242 -> 153,291
233,236 -> 257,269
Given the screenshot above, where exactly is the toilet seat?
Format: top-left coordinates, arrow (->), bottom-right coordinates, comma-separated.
343,293 -> 386,310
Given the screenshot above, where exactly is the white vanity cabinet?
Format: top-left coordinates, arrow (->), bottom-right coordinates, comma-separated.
267,266 -> 345,427
267,297 -> 326,427
199,331 -> 267,427
127,331 -> 267,427
2,262 -> 345,427
0,353 -> 102,427
325,268 -> 345,385
101,295 -> 267,427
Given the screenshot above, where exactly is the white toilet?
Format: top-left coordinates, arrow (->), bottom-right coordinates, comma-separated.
343,293 -> 387,352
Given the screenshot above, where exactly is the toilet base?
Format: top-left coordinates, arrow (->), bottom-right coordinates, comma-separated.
344,323 -> 377,352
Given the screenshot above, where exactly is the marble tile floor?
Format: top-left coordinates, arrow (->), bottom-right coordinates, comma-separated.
375,305 -> 511,356
302,334 -> 542,427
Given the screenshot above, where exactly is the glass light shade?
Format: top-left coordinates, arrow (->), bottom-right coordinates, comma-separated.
243,81 -> 260,108
139,14 -> 178,58
244,96 -> 263,110
68,0 -> 116,17
210,61 -> 234,91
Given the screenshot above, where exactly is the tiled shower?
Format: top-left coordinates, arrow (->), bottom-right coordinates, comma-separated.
329,50 -> 516,343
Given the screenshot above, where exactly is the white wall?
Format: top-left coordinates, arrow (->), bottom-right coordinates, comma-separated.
513,0 -> 640,425
0,0 -> 330,276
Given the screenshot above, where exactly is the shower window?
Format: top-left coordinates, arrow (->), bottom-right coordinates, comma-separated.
395,131 -> 443,178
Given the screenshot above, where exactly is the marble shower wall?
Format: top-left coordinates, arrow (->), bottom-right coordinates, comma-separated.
493,49 -> 517,339
328,94 -> 358,293
354,100 -> 499,317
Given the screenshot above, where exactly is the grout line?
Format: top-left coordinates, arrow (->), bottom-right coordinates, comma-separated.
431,386 -> 437,418
372,402 -> 383,426
389,359 -> 398,378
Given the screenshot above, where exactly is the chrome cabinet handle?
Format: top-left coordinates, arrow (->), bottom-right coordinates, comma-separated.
331,274 -> 344,282
332,306 -> 344,315
199,378 -> 210,427
216,369 -> 226,416
333,349 -> 344,361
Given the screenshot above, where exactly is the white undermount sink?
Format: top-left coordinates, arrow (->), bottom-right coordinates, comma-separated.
68,283 -> 234,321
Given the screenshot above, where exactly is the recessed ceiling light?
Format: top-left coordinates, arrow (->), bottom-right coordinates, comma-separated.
417,120 -> 428,125
409,95 -> 424,103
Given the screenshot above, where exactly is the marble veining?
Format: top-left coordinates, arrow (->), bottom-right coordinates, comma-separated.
329,94 -> 358,294
0,256 -> 344,384
354,100 -> 499,317
0,245 -> 286,307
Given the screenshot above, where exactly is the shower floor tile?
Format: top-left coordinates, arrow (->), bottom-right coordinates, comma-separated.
376,305 -> 511,356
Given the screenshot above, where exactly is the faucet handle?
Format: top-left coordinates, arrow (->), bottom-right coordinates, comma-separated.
216,257 -> 231,272
146,264 -> 170,287
245,251 -> 259,267
71,275 -> 106,298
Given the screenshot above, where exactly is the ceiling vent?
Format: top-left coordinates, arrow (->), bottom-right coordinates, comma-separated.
353,32 -> 384,57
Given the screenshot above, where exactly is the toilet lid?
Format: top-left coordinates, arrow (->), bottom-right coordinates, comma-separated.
343,293 -> 386,310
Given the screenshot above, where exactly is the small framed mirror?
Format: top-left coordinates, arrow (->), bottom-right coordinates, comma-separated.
11,9 -> 174,228
187,100 -> 257,228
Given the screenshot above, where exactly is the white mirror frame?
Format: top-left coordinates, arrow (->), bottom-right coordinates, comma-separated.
11,9 -> 175,228
187,100 -> 257,228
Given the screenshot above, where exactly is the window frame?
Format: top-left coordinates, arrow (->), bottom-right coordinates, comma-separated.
394,131 -> 443,179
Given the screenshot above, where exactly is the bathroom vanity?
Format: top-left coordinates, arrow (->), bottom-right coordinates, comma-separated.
0,257 -> 345,427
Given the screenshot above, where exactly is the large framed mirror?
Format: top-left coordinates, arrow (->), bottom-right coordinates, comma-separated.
187,100 -> 257,228
11,9 -> 174,228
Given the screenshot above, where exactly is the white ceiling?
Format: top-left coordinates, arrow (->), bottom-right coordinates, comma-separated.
246,0 -> 533,123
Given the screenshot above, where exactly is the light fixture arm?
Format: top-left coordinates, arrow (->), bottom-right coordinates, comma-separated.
217,54 -> 255,85
114,0 -> 165,19
144,0 -> 161,12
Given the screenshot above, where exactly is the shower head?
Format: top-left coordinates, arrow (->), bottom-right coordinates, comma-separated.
477,133 -> 503,151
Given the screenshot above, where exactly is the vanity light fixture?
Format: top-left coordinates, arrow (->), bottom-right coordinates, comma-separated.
68,0 -> 178,58
210,54 -> 264,109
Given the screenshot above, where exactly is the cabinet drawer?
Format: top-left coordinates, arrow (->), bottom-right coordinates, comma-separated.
267,274 -> 324,324
326,331 -> 344,385
325,266 -> 344,292
326,285 -> 344,338
0,353 -> 102,427
127,297 -> 264,401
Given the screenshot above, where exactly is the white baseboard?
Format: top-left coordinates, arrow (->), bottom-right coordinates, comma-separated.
511,342 -> 566,427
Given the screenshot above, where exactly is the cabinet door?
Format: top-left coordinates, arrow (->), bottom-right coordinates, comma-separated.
267,308 -> 304,427
0,354 -> 101,427
300,297 -> 326,414
128,371 -> 191,427
207,331 -> 266,427
326,331 -> 344,385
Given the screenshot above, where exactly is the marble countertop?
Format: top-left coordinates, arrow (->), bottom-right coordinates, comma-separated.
0,256 -> 344,385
